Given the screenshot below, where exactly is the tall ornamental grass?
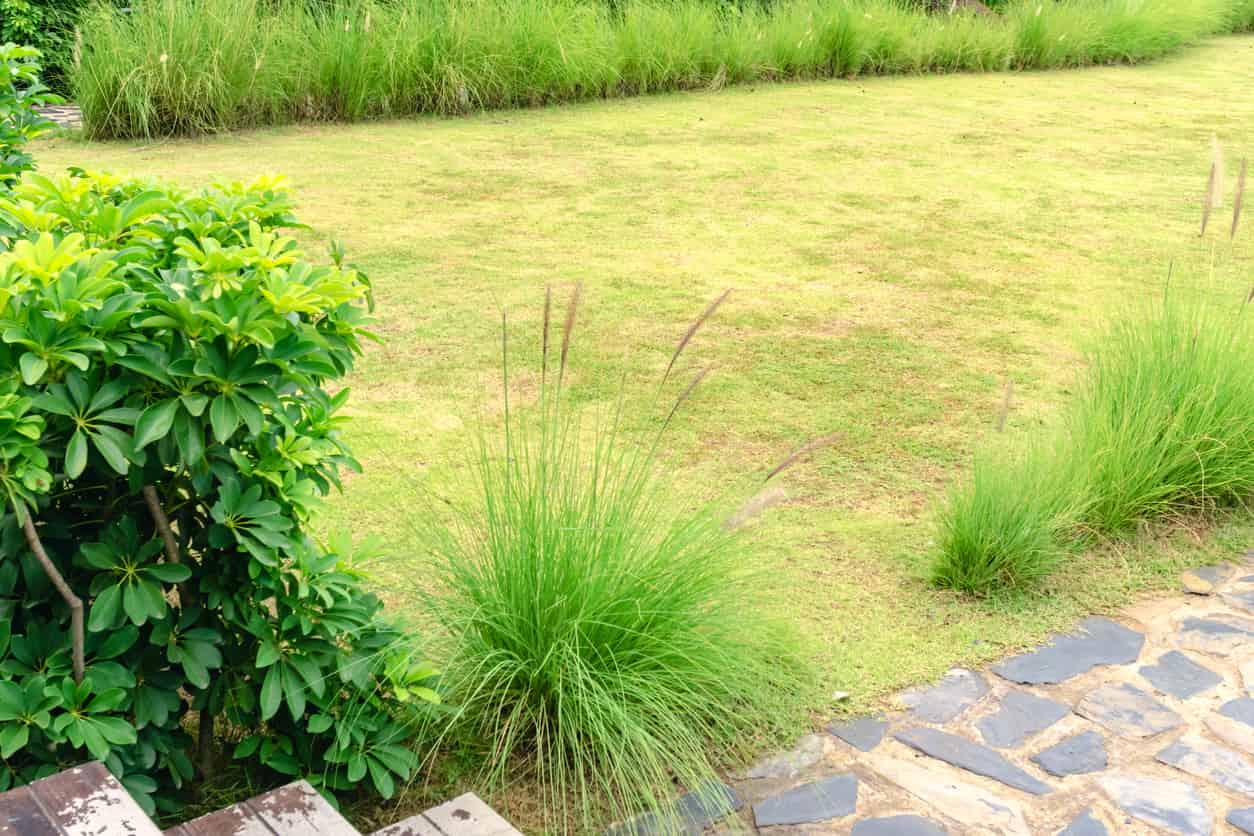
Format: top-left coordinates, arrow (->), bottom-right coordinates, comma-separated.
932,148 -> 1254,596
934,289 -> 1254,594
422,290 -> 814,832
72,0 -> 1254,138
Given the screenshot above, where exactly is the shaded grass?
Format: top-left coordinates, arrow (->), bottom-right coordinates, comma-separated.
34,39 -> 1254,824
72,0 -> 1254,138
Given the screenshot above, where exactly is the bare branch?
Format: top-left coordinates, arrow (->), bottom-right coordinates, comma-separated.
21,511 -> 84,683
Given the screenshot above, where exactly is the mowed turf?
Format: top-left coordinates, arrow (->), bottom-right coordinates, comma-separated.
36,37 -> 1254,716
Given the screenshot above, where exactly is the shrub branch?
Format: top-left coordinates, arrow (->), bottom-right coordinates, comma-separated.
20,510 -> 84,683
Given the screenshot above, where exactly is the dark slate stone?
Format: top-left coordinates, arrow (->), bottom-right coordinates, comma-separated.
1228,807 -> 1254,834
894,727 -> 1052,795
900,669 -> 989,723
1058,809 -> 1108,836
977,689 -> 1069,748
1220,697 -> 1254,729
992,617 -> 1144,685
1075,682 -> 1184,739
1192,563 -> 1233,584
1174,615 -> 1254,657
1157,734 -> 1254,796
1139,651 -> 1223,699
1031,731 -> 1108,777
1098,774 -> 1212,836
852,814 -> 947,835
1224,589 -> 1254,614
827,716 -> 888,753
606,782 -> 742,835
752,773 -> 858,827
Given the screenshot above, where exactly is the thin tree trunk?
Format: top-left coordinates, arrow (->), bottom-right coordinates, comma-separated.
20,511 -> 84,683
198,709 -> 215,778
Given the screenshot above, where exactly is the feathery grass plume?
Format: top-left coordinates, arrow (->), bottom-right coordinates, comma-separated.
1232,158 -> 1247,239
764,433 -> 841,482
662,289 -> 730,386
1210,135 -> 1225,208
662,366 -> 712,431
995,379 -> 1015,432
724,485 -> 788,531
557,282 -> 582,386
426,292 -> 813,833
541,285 -> 552,385
1201,162 -> 1217,236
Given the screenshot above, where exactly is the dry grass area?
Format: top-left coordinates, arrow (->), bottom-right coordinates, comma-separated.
37,35 -> 1254,759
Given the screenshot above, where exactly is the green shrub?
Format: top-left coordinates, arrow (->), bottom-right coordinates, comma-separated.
1,44 -> 60,188
0,167 -> 437,813
70,0 -> 1254,139
932,289 -> 1254,595
425,292 -> 813,832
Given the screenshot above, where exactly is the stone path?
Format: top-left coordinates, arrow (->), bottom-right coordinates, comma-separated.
35,104 -> 82,130
668,550 -> 1254,834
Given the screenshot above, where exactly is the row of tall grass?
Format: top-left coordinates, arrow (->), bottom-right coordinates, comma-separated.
72,0 -> 1254,138
932,157 -> 1254,594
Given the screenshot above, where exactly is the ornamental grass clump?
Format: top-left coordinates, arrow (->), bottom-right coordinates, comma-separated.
932,150 -> 1254,596
426,288 -> 814,832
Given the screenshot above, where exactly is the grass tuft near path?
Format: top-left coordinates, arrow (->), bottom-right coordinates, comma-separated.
36,36 -> 1254,819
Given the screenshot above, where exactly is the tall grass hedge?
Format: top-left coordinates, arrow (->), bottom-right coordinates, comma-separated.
71,0 -> 1254,138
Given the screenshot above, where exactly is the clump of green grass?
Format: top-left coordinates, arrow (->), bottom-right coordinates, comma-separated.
72,0 -> 1254,139
932,440 -> 1086,592
1067,293 -> 1254,535
423,289 -> 814,832
932,150 -> 1254,596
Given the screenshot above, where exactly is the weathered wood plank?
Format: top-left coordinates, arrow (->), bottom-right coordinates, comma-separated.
369,813 -> 445,836
421,794 -> 521,836
27,762 -> 162,836
0,784 -> 60,836
164,802 -> 276,836
245,781 -> 359,836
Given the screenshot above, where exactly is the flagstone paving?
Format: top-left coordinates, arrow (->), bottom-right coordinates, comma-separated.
714,548 -> 1254,834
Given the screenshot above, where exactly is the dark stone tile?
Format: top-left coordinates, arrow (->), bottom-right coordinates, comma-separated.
1059,808 -> 1108,836
894,727 -> 1051,795
1031,731 -> 1108,777
1157,734 -> 1254,796
1223,589 -> 1254,614
993,617 -> 1144,685
852,814 -> 947,835
1098,774 -> 1211,836
1139,651 -> 1223,699
1228,806 -> 1254,834
827,717 -> 888,753
1174,615 -> 1254,657
1220,697 -> 1254,729
977,689 -> 1069,748
900,669 -> 989,723
606,782 -> 742,835
1075,682 -> 1184,739
752,774 -> 857,827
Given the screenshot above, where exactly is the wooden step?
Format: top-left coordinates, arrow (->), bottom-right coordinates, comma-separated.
165,780 -> 360,835
0,762 -> 162,836
370,794 -> 522,836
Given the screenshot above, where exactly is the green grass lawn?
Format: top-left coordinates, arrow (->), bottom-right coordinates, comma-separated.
36,33 -> 1254,788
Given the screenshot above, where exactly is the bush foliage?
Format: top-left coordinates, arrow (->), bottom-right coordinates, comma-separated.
0,48 -> 434,814
71,0 -> 1254,138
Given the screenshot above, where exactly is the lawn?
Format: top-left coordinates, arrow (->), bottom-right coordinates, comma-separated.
35,31 -> 1254,781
